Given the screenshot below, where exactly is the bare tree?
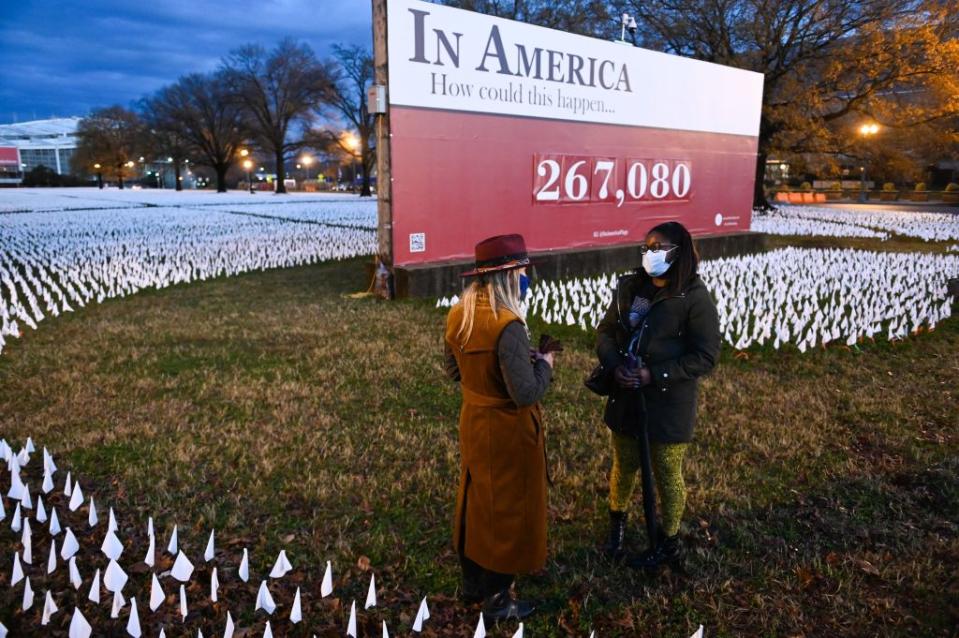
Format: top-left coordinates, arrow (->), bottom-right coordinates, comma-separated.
144,73 -> 247,193
74,106 -> 145,189
140,100 -> 192,191
313,44 -> 376,197
440,0 -> 615,38
221,38 -> 333,194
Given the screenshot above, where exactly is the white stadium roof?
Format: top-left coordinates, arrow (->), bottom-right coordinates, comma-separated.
0,117 -> 80,149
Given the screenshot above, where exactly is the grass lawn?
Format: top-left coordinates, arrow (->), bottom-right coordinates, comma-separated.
0,236 -> 956,637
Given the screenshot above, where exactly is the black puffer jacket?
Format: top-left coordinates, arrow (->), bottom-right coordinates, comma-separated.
596,271 -> 720,443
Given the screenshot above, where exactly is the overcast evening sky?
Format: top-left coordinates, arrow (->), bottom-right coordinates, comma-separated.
0,1 -> 373,125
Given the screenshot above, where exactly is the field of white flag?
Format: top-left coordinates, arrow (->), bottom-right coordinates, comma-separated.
753,205 -> 959,241
0,436 -> 442,637
0,192 -> 376,357
440,247 -> 959,351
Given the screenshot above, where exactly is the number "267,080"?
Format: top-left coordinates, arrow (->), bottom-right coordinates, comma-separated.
533,155 -> 692,207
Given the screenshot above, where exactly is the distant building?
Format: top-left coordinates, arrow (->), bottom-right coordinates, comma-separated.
0,117 -> 81,184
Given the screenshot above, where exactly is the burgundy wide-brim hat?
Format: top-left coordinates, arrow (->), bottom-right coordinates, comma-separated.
461,234 -> 530,277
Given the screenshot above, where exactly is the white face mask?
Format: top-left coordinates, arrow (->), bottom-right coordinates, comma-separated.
642,247 -> 676,277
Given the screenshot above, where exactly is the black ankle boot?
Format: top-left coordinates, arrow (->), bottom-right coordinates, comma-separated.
604,510 -> 628,557
482,590 -> 535,622
627,534 -> 684,572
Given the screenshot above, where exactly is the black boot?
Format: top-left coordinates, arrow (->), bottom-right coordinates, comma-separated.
627,534 -> 684,572
482,589 -> 535,623
604,510 -> 628,558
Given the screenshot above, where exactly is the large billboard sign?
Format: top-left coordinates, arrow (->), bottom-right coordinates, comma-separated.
386,0 -> 764,267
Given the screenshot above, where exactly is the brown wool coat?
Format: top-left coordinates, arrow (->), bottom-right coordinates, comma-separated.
444,298 -> 549,575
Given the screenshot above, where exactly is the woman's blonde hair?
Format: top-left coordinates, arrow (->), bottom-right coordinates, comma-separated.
455,268 -> 527,346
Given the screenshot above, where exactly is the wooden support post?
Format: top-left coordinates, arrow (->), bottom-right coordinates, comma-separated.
372,0 -> 394,298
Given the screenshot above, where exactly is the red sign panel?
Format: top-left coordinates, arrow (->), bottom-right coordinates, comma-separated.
0,147 -> 19,167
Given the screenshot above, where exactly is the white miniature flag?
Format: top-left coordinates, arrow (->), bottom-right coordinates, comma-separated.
365,573 -> 376,609
40,590 -> 59,627
22,576 -> 34,611
36,496 -> 47,523
412,597 -> 430,632
347,600 -> 357,638
167,525 -> 178,555
150,573 -> 165,611
382,620 -> 389,638
69,557 -> 82,589
127,596 -> 142,637
107,507 -> 118,535
690,625 -> 704,638
47,538 -> 57,574
25,437 -> 35,454
239,549 -> 250,582
68,481 -> 83,511
111,589 -> 126,619
159,629 -> 167,638
473,612 -> 486,638
49,507 -> 61,536
7,472 -> 24,501
10,503 -> 21,532
20,483 -> 32,509
255,580 -> 276,614
88,568 -> 102,603
210,567 -> 220,603
104,558 -> 129,592
0,496 -> 4,522
179,584 -> 188,620
512,622 -> 524,638
10,551 -> 24,586
43,446 -> 56,473
144,532 -> 156,567
69,607 -> 93,638
204,529 -> 215,562
87,496 -> 98,527
320,561 -> 333,597
101,530 -> 124,561
64,472 -> 72,497
290,587 -> 302,624
224,611 -> 235,638
171,550 -> 195,582
61,527 -> 79,560
22,520 -> 33,564
42,469 -> 54,494
269,550 -> 292,579
147,516 -> 154,539
263,621 -> 274,638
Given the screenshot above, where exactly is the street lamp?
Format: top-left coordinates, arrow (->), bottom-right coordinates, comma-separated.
301,155 -> 314,181
243,159 -> 255,194
858,122 -> 880,203
344,134 -> 360,193
93,163 -> 103,189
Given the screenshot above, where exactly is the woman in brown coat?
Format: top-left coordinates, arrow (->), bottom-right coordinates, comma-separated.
444,234 -> 555,622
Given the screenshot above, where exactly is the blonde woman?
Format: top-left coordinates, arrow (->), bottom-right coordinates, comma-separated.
444,234 -> 555,622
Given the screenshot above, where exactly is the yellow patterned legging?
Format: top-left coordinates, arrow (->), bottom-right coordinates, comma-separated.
609,430 -> 688,537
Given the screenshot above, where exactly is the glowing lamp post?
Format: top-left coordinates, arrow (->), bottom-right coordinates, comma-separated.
345,134 -> 360,193
93,163 -> 103,189
858,123 -> 880,203
243,159 -> 255,194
